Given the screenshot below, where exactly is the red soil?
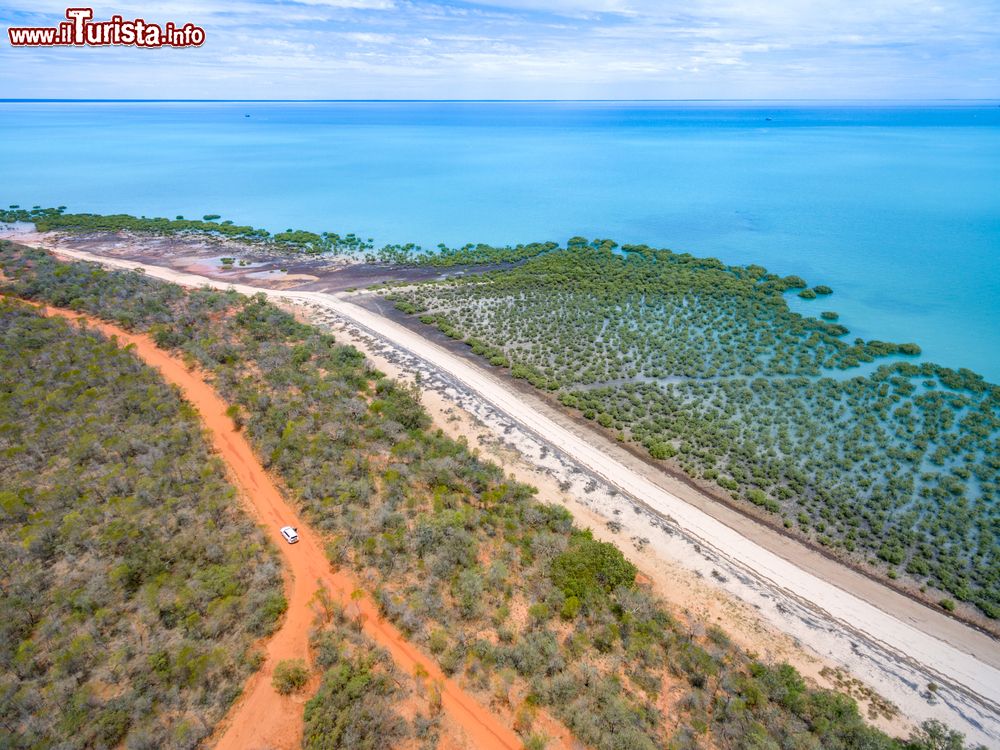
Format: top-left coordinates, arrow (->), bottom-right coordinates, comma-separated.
30,302 -> 523,750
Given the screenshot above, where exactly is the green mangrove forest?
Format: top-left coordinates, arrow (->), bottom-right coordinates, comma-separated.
0,242 -> 984,750
0,205 -> 554,265
0,299 -> 285,749
386,239 -> 999,620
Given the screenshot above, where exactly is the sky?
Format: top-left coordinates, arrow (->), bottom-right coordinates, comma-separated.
1,0 -> 998,99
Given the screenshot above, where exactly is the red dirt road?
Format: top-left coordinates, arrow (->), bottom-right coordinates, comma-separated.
29,302 -> 523,750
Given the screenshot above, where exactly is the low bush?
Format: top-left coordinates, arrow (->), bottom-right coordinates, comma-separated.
273,659 -> 311,695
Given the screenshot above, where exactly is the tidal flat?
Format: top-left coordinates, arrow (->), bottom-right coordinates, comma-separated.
386,241 -> 999,621
5,216 -> 997,624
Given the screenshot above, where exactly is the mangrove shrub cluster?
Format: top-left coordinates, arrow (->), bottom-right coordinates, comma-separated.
387,241 -> 999,618
2,205 -> 556,266
0,242 -> 983,750
0,205 -> 370,255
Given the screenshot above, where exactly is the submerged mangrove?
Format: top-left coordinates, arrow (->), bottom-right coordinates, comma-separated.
386,240 -> 999,619
1,242 -> 984,750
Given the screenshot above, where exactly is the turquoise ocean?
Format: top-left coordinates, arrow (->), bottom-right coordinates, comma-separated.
1,101 -> 998,381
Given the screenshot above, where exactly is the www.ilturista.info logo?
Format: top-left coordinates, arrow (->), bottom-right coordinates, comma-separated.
8,7 -> 205,47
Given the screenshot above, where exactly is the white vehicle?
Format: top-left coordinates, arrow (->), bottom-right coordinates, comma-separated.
280,526 -> 299,544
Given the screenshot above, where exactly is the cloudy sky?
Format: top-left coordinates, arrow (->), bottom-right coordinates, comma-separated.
2,0 -> 998,99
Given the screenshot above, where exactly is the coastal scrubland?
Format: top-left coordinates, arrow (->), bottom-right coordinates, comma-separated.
385,240 -> 999,620
0,242 -> 983,750
0,299 -> 285,749
304,591 -> 449,750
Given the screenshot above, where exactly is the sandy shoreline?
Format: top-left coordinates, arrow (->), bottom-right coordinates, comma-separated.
299,302 -> 913,734
286,289 -> 1000,744
4,230 -> 999,745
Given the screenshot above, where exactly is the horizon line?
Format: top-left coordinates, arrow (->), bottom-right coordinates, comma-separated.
3,97 -> 1000,103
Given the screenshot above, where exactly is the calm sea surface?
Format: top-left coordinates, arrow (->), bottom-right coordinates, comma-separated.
1,101 -> 998,381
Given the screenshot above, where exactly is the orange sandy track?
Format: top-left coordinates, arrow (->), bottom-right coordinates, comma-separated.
26,301 -> 524,750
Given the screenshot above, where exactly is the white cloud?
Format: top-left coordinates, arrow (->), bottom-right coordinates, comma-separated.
1,0 -> 998,98
336,31 -> 397,43
457,0 -> 634,14
289,0 -> 395,8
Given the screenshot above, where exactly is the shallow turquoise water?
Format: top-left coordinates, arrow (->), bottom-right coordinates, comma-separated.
1,101 -> 998,381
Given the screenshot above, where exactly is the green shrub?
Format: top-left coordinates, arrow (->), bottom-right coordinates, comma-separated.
783,275 -> 807,289
648,442 -> 676,460
429,629 -> 448,654
272,659 -> 310,695
551,532 -> 637,604
528,602 -> 551,623
303,654 -> 408,750
561,596 -> 582,620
